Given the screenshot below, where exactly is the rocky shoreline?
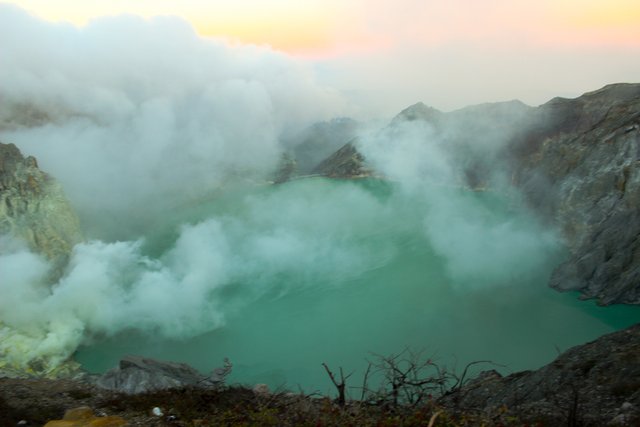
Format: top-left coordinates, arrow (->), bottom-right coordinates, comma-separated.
1,322 -> 639,426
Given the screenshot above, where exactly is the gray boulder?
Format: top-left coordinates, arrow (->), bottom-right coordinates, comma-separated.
96,355 -> 231,394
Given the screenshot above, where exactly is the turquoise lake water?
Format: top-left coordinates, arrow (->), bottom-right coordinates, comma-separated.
75,178 -> 640,394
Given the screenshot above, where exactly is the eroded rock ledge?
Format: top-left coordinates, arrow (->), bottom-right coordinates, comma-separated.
514,84 -> 640,304
0,141 -> 82,272
443,322 -> 640,425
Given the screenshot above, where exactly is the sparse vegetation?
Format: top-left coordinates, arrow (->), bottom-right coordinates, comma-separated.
3,322 -> 640,427
98,385 -> 510,426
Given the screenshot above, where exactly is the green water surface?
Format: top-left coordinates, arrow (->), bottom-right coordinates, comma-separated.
75,178 -> 640,394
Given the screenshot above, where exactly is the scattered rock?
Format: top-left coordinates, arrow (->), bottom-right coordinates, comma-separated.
208,357 -> 232,384
253,383 -> 270,396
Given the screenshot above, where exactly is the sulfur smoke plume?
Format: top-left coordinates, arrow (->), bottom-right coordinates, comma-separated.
0,4 -> 561,376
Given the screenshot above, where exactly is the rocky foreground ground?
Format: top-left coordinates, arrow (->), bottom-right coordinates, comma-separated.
1,323 -> 639,426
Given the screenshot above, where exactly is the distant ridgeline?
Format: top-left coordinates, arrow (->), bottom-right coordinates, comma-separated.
2,84 -> 639,307
298,83 -> 640,305
3,85 -> 638,306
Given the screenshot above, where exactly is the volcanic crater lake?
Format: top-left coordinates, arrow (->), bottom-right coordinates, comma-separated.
75,178 -> 640,393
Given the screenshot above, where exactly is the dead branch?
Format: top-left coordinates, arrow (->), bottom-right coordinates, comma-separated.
321,363 -> 353,406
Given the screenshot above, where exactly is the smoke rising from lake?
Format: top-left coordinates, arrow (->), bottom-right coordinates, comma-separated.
0,4 -> 346,236
0,4 -> 633,383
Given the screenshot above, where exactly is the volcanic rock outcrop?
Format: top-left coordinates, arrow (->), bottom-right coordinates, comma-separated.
96,356 -> 232,394
311,141 -> 373,178
289,117 -> 359,175
512,84 -> 640,304
442,323 -> 640,425
0,142 -> 82,273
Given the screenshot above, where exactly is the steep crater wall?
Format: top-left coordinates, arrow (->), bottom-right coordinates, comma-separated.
0,142 -> 82,274
512,84 -> 640,304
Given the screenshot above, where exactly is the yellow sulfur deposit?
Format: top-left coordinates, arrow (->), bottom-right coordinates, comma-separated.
43,407 -> 128,427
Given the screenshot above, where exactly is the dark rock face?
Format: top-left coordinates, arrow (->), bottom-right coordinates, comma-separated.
311,141 -> 373,178
289,118 -> 359,174
0,142 -> 82,270
442,323 -> 640,425
513,83 -> 640,304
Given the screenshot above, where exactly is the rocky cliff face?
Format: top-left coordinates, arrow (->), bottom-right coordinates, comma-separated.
288,118 -> 360,175
442,323 -> 640,425
512,84 -> 640,304
311,141 -> 374,178
0,142 -> 82,273
313,83 -> 640,304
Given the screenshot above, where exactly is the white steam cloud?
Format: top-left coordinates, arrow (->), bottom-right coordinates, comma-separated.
0,5 -> 560,375
0,181 -> 394,371
0,4 -> 350,372
358,118 -> 560,288
0,4 -> 346,234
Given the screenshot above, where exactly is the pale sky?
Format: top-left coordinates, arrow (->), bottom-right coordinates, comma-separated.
5,0 -> 640,113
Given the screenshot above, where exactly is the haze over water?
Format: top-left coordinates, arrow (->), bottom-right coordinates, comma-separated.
2,3 -> 640,387
75,178 -> 640,393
